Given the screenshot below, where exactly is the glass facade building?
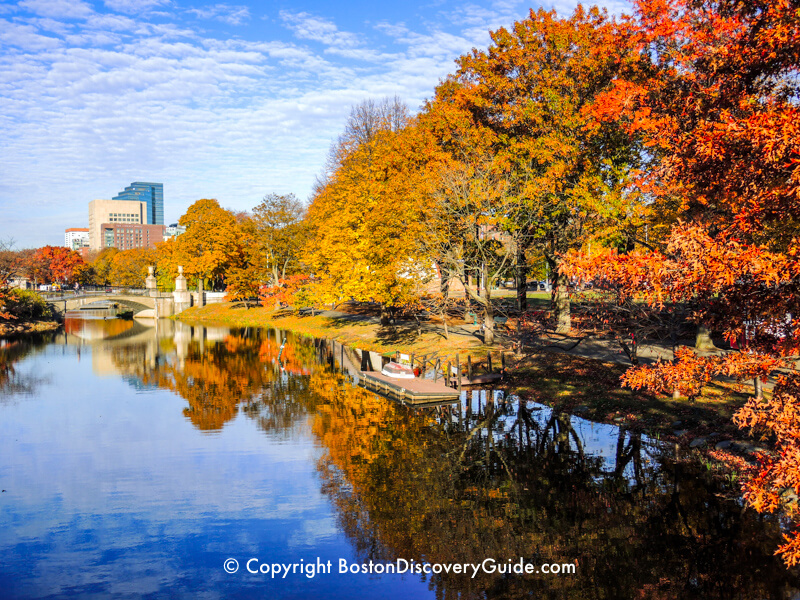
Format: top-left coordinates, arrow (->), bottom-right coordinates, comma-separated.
112,182 -> 163,225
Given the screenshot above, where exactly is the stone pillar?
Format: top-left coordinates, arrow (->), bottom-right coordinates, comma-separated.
197,277 -> 205,307
172,266 -> 192,314
155,297 -> 174,317
146,266 -> 158,297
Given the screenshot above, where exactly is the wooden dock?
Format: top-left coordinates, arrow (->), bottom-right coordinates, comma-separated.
358,370 -> 460,405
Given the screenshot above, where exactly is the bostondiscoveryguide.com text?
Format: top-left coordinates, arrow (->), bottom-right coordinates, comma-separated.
223,557 -> 577,579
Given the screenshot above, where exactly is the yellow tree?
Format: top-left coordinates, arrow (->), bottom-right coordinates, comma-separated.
224,215 -> 263,301
251,193 -> 306,286
89,248 -> 120,286
305,98 -> 429,323
109,248 -> 158,287
169,199 -> 245,290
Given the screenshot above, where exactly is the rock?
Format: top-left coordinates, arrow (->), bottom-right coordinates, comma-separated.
671,421 -> 683,428
730,441 -> 758,454
715,440 -> 734,450
574,405 -> 589,413
674,430 -> 688,437
613,417 -> 624,422
689,437 -> 707,448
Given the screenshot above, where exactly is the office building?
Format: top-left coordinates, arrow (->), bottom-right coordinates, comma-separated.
112,182 -> 164,225
64,228 -> 90,251
163,223 -> 186,241
101,223 -> 165,250
88,199 -> 146,250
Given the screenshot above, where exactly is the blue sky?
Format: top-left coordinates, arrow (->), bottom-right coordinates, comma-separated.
0,0 -> 631,248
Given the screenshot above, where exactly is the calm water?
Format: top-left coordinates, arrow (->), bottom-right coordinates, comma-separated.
0,317 -> 798,599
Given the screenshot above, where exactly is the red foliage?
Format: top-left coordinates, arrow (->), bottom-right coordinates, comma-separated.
259,274 -> 314,309
30,246 -> 85,284
569,0 -> 800,565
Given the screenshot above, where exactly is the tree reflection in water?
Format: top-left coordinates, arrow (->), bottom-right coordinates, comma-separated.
0,332 -> 56,396
310,351 -> 800,599
114,329 -> 800,598
110,325 -> 322,433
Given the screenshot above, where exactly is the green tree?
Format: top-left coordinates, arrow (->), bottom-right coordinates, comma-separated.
252,193 -> 306,286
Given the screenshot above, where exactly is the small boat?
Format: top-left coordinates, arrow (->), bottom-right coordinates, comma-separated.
381,362 -> 415,379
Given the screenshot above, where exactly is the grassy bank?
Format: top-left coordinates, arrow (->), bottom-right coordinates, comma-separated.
501,353 -> 750,439
179,301 -> 488,356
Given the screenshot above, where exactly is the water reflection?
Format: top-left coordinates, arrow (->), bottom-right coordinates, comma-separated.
4,318 -> 799,599
310,343 -> 800,600
0,333 -> 55,396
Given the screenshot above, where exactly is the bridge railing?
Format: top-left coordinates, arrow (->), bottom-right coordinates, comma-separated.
39,286 -> 151,301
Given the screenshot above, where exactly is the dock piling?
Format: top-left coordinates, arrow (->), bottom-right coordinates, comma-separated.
446,360 -> 451,388
456,354 -> 461,394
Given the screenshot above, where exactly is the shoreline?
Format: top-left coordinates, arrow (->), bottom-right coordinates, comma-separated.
0,320 -> 61,338
177,302 -> 763,466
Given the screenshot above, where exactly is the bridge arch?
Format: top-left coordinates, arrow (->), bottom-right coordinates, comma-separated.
48,294 -> 157,315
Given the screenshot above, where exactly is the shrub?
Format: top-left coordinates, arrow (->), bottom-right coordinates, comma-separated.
0,288 -> 55,322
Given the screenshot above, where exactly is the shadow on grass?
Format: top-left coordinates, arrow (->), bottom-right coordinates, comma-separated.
503,353 -> 750,435
374,322 -> 423,346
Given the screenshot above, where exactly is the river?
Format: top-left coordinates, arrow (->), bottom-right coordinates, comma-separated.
0,315 -> 798,599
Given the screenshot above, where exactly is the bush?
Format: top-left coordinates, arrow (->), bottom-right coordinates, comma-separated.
0,288 -> 55,322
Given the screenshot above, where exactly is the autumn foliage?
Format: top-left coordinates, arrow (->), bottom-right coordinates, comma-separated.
563,0 -> 800,565
7,0 -> 800,567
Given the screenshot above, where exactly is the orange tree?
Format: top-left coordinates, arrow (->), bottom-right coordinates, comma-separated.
109,248 -> 158,287
565,0 -> 800,565
161,199 -> 248,291
420,6 -> 647,332
29,246 -> 85,285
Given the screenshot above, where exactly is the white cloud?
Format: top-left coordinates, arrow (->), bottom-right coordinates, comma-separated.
280,11 -> 362,49
17,0 -> 93,19
103,0 -> 171,15
26,16 -> 74,35
1,1 -> 567,246
187,3 -> 250,26
0,20 -> 63,50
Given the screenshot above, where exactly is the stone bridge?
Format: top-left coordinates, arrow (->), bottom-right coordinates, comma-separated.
44,267 -> 200,318
47,294 -> 158,315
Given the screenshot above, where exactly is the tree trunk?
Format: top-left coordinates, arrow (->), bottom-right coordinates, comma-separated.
439,263 -> 450,297
482,262 -> 495,344
380,304 -> 391,326
516,241 -> 527,312
695,325 -> 717,352
552,266 -> 570,334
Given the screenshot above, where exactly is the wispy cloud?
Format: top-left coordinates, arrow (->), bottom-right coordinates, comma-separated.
280,11 -> 362,49
18,0 -> 94,19
2,0 -> 633,246
188,4 -> 250,26
103,0 -> 172,15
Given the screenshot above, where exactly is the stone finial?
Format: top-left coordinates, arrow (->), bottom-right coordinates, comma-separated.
178,266 -> 184,275
148,266 -> 154,276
